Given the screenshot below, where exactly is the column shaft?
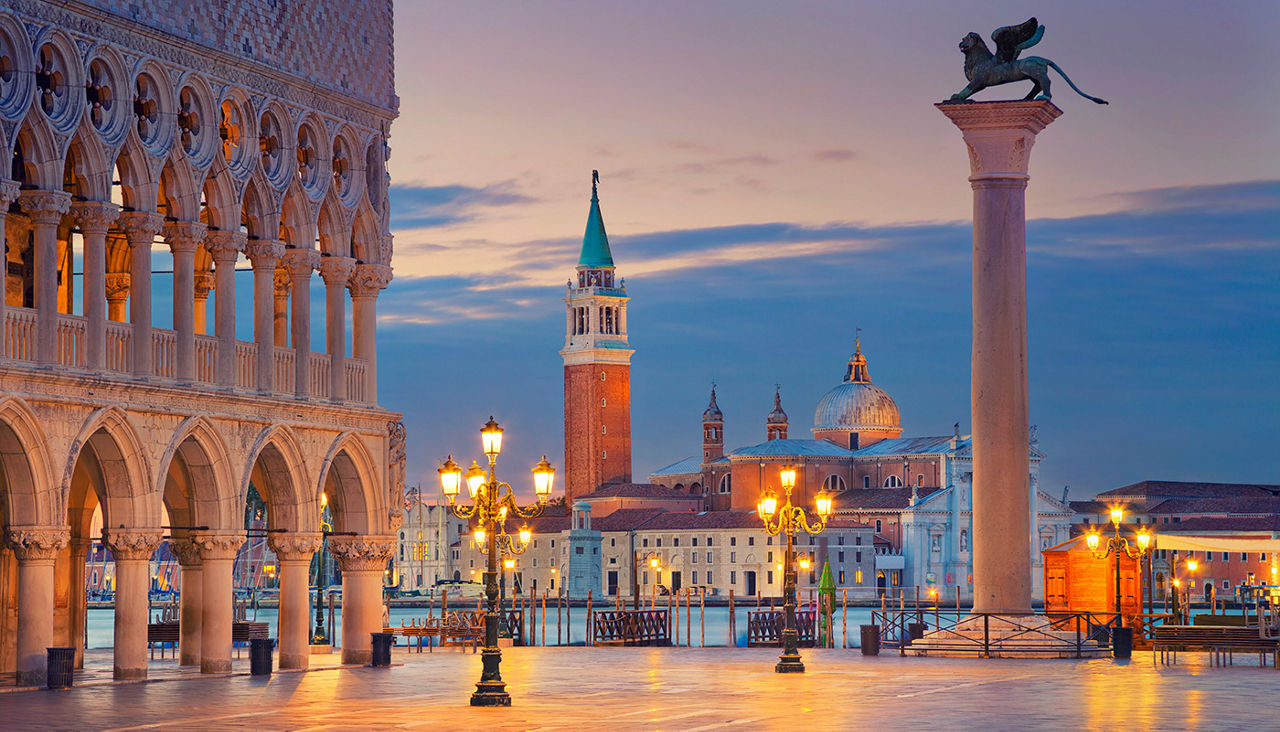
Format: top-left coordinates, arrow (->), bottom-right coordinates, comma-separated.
282,250 -> 319,398
273,269 -> 290,347
118,212 -> 163,377
72,202 -> 119,371
9,527 -> 69,687
180,564 -> 203,666
0,182 -> 20,357
341,569 -> 380,665
320,258 -> 355,402
278,559 -> 312,668
206,233 -> 243,389
112,557 -> 152,679
18,192 -> 71,365
200,556 -> 234,673
165,222 -> 205,382
68,542 -> 88,668
352,295 -> 377,402
245,241 -> 284,393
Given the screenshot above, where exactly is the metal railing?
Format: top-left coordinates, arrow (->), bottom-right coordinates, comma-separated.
872,609 -> 1119,657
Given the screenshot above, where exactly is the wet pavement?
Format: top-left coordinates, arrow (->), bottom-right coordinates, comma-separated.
1,646 -> 1277,730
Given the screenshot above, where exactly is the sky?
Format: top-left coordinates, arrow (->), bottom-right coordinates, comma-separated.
377,1 -> 1280,501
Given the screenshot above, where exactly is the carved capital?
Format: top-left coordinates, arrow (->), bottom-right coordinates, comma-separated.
205,230 -> 247,264
7,526 -> 70,561
105,273 -> 132,301
280,248 -> 322,279
348,263 -> 393,299
168,539 -> 202,567
936,101 -> 1061,179
0,180 -> 20,207
319,256 -> 357,287
116,211 -> 165,244
189,531 -> 244,561
17,190 -> 72,225
104,530 -> 164,561
273,267 -> 292,296
194,271 -> 215,298
327,536 -> 395,572
162,221 -> 208,254
267,532 -> 323,561
244,239 -> 286,268
70,201 -> 121,234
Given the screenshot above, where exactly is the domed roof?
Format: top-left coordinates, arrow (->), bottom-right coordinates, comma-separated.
812,343 -> 901,433
766,386 -> 788,424
702,385 -> 723,422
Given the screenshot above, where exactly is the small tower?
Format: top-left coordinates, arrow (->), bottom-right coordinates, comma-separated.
567,501 -> 602,600
561,172 -> 634,503
702,384 -> 724,463
766,385 -> 788,441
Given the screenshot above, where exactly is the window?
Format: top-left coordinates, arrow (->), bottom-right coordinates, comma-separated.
608,557 -> 616,565
837,536 -> 845,546
838,551 -> 845,563
602,450 -> 606,459
706,572 -> 713,584
748,537 -> 755,546
1242,553 -> 1249,562
863,476 -> 871,489
533,558 -> 538,567
550,578 -> 555,590
643,572 -> 648,584
855,569 -> 863,584
1205,552 -> 1212,562
1261,554 -> 1268,562
916,474 -> 924,486
767,551 -> 773,563
874,520 -> 882,533
884,475 -> 903,488
822,474 -> 847,492
602,425 -> 606,435
691,572 -> 698,584
692,552 -> 697,564
730,537 -> 736,547
601,398 -> 606,407
600,372 -> 606,381
767,537 -> 773,546
1222,579 -> 1230,589
551,556 -> 556,566
643,538 -> 648,547
657,538 -> 662,547
706,552 -> 712,563
855,536 -> 862,546
768,571 -> 774,585
692,538 -> 699,547
730,552 -> 736,563
551,540 -> 556,548
838,570 -> 845,584
730,571 -> 736,585
719,474 -> 732,494
610,538 -> 615,547
674,538 -> 680,547
1223,552 -> 1229,561
856,551 -> 862,563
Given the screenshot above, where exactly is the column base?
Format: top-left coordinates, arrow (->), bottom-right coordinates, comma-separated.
16,669 -> 45,687
342,648 -> 371,665
113,665 -> 148,681
775,654 -> 805,673
201,659 -> 232,674
310,644 -> 332,655
279,652 -> 310,669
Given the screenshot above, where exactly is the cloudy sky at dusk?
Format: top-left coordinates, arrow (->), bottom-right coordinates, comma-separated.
377,1 -> 1280,500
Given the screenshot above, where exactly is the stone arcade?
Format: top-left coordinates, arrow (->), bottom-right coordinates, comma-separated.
0,1 -> 400,684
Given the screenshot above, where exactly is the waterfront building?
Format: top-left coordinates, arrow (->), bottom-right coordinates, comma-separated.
0,0 -> 400,684
394,491 -> 467,592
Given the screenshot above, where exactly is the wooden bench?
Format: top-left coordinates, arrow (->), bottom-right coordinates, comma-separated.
147,621 -> 269,659
1154,625 -> 1280,668
385,610 -> 524,653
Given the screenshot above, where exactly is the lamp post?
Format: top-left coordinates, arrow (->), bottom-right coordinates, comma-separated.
1085,508 -> 1151,618
311,492 -> 331,645
632,552 -> 661,610
756,464 -> 833,673
439,417 -> 553,707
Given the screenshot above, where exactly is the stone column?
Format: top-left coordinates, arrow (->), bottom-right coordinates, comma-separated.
194,271 -> 214,335
273,268 -> 291,347
163,221 -> 206,382
67,537 -> 90,667
191,532 -> 243,673
281,249 -> 320,398
0,181 -> 19,357
168,539 -> 203,666
17,191 -> 71,366
8,526 -> 69,686
205,231 -> 244,388
70,202 -> 120,371
117,211 -> 164,377
244,240 -> 284,393
105,273 -> 131,323
320,257 -> 356,401
104,530 -> 162,679
328,536 -> 394,665
348,264 -> 392,404
937,100 -> 1060,615
268,533 -> 322,669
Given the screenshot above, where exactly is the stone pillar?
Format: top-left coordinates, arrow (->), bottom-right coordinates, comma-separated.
348,264 -> 392,404
191,532 -> 243,673
268,533 -> 322,669
0,181 -> 19,357
244,240 -> 284,393
937,100 -> 1061,615
105,273 -> 131,323
273,268 -> 291,347
8,526 -> 69,686
70,202 -> 120,371
194,271 -> 214,335
205,231 -> 244,388
328,536 -> 394,665
104,530 -> 163,680
17,191 -> 71,366
281,249 -> 320,398
168,539 -> 203,666
163,221 -> 206,382
319,257 -> 355,401
67,537 -> 90,667
117,212 -> 164,377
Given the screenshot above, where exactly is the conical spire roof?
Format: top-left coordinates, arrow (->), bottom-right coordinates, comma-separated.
702,384 -> 723,422
767,385 -> 788,424
578,170 -> 614,268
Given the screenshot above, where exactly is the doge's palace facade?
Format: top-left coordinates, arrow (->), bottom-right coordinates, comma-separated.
0,1 -> 401,684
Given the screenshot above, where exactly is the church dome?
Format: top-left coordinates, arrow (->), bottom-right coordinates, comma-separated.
812,343 -> 901,433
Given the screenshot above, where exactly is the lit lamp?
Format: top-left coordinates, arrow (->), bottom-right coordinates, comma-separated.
438,416 -> 555,707
757,464 -> 831,673
1085,507 -> 1150,619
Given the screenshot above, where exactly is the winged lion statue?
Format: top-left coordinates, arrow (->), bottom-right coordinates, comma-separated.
946,18 -> 1108,105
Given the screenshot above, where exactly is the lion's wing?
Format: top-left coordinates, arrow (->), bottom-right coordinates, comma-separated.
991,18 -> 1043,64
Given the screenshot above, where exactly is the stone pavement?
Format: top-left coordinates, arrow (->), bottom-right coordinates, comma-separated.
1,647 -> 1278,730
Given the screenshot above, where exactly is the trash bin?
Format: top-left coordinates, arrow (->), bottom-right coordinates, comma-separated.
371,632 -> 394,667
1111,627 -> 1133,659
859,625 -> 880,656
46,647 -> 75,689
907,622 -> 927,643
249,638 -> 274,676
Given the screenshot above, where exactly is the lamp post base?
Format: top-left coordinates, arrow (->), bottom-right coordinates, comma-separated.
775,653 -> 805,673
470,683 -> 512,707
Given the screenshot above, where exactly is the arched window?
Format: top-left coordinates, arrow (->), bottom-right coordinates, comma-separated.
822,474 -> 847,492
719,474 -> 732,494
884,475 -> 903,488
673,484 -> 684,492
916,474 -> 924,486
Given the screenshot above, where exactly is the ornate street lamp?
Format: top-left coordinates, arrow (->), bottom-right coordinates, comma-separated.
311,492 -> 332,645
757,464 -> 832,673
1085,507 -> 1151,617
439,417 -> 553,707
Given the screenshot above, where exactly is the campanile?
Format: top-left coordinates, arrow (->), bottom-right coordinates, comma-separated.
561,172 -> 634,502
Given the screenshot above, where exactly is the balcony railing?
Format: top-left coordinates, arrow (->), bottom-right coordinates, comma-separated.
2,307 -> 370,403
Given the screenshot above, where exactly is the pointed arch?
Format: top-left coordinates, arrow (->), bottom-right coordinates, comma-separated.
63,407 -> 159,529
155,416 -> 238,534
63,128 -> 113,201
317,432 -> 381,535
350,197 -> 380,264
12,116 -> 61,188
242,173 -> 280,241
280,178 -> 317,248
201,163 -> 244,232
0,397 -> 58,526
158,157 -> 202,221
114,135 -> 161,212
244,424 -> 315,533
317,190 -> 351,257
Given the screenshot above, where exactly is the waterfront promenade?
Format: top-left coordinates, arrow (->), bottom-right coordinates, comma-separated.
2,647 -> 1277,730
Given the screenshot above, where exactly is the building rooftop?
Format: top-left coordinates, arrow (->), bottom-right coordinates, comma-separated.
650,456 -> 706,477
849,435 -> 968,457
1152,516 -> 1280,533
1097,480 -> 1280,501
579,483 -> 701,500
1146,496 -> 1280,516
725,439 -> 857,459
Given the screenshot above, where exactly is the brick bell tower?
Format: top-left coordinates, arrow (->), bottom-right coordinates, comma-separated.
561,171 -> 634,503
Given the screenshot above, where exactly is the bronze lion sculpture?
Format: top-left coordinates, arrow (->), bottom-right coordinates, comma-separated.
946,18 -> 1108,105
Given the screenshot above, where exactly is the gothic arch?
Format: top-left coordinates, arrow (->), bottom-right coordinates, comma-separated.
241,173 -> 279,240
64,128 -> 113,201
158,157 -> 202,221
317,188 -> 352,257
280,178 -> 317,248
113,135 -> 161,212
350,197 -> 379,263
12,116 -> 61,189
155,416 -> 238,534
244,424 -> 314,533
0,397 -> 58,526
63,407 -> 159,529
317,432 -> 381,535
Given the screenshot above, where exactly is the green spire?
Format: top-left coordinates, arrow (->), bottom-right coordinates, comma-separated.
578,170 -> 614,268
